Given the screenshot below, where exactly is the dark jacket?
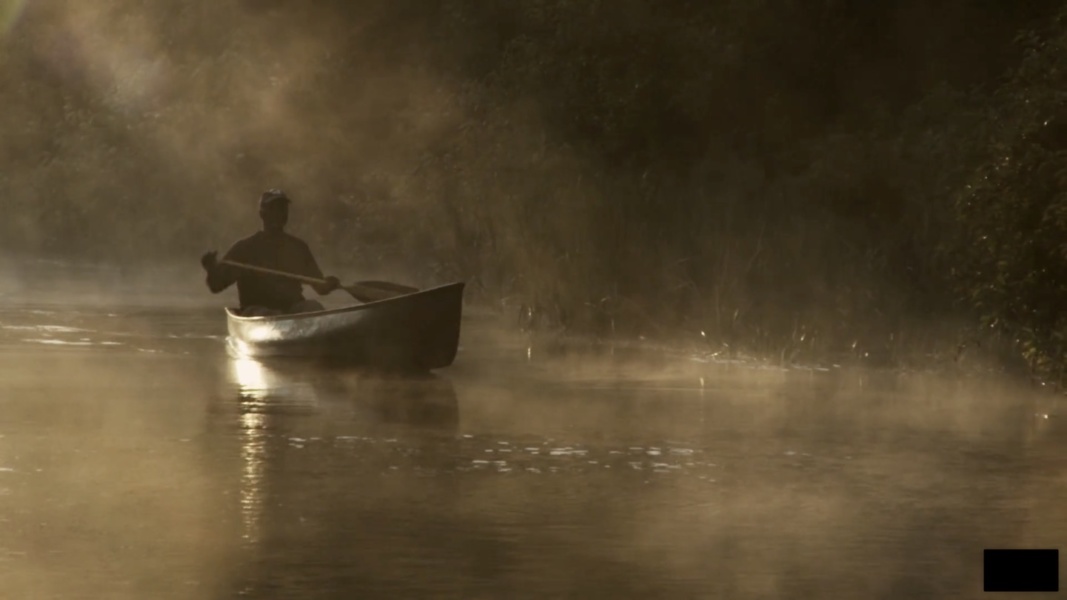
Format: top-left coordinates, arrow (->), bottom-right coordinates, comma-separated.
206,231 -> 325,310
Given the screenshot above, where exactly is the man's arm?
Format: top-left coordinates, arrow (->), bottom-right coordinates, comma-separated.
203,242 -> 241,293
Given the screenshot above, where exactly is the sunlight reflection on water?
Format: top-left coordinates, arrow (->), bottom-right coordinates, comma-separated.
232,357 -> 269,398
0,297 -> 1065,598
239,410 -> 267,546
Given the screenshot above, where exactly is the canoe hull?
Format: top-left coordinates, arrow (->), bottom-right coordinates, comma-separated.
226,282 -> 464,370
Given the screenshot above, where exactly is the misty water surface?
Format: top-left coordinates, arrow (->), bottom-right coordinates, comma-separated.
0,261 -> 1064,599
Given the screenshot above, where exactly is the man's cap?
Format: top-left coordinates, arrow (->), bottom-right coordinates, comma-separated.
259,189 -> 291,209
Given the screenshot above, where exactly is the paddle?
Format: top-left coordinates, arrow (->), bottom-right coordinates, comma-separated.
219,259 -> 418,303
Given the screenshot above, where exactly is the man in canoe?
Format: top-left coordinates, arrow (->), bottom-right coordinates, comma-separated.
200,189 -> 341,315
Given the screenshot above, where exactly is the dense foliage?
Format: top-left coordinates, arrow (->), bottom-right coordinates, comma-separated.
2,1 -> 1066,374
949,10 -> 1067,380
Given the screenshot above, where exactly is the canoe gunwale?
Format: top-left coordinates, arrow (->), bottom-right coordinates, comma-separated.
224,282 -> 463,322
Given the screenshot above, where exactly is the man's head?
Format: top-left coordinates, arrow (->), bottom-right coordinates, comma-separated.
259,189 -> 290,233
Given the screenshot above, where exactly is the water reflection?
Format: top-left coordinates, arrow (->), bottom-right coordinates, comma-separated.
229,356 -> 322,412
232,357 -> 271,398
10,292 -> 1067,598
239,410 -> 267,545
219,357 -> 460,553
225,357 -> 460,428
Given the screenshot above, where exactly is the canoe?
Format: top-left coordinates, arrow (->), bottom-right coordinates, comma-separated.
226,282 -> 465,370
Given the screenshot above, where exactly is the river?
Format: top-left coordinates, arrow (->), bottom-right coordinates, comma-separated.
0,260 -> 1063,599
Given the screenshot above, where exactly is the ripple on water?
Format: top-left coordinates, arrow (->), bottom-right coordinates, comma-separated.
19,338 -> 127,348
450,435 -> 718,479
248,428 -> 721,482
0,304 -> 224,357
0,322 -> 96,332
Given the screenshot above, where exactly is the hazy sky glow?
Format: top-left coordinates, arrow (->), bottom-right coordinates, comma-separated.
0,0 -> 466,263
0,0 -> 28,36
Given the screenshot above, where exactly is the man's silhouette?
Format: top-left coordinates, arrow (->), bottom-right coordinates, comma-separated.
201,189 -> 340,315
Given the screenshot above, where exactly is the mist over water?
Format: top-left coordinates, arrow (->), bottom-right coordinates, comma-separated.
5,2 -> 1067,597
1,1 -> 461,266
0,266 -> 1064,598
